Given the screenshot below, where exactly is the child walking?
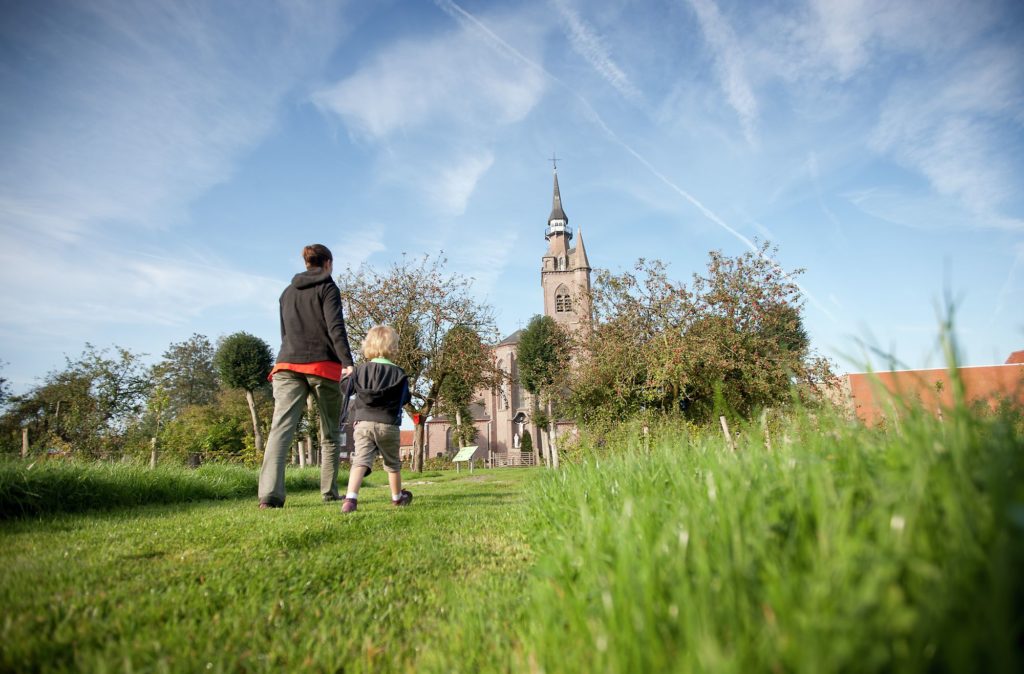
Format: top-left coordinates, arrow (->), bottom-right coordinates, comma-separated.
340,325 -> 413,513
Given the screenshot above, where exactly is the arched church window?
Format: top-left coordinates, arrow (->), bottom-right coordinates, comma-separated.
555,285 -> 572,313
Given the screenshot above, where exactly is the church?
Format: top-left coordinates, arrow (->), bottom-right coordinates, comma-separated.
421,167 -> 593,464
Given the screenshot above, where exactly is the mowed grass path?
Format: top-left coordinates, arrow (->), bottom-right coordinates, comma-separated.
1,469 -> 535,673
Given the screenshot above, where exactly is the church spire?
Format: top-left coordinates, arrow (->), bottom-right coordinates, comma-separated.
545,160 -> 572,241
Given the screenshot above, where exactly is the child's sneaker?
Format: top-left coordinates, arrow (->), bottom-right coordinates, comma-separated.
393,489 -> 413,507
340,498 -> 358,513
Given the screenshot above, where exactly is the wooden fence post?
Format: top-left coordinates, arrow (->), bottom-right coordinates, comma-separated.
719,416 -> 736,452
760,409 -> 772,452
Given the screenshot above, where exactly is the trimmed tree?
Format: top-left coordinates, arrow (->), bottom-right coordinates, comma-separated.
517,315 -> 570,469
336,254 -> 498,472
214,332 -> 273,454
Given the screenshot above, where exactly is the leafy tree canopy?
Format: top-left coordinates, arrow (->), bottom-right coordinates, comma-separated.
569,242 -> 835,423
0,344 -> 150,456
214,333 -> 273,392
517,315 -> 570,397
154,333 -> 218,416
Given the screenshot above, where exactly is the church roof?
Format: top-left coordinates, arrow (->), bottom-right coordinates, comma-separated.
548,170 -> 569,225
496,329 -> 522,346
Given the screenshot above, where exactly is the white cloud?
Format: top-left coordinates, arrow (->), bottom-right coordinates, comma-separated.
312,12 -> 546,141
335,226 -> 388,268
808,0 -> 999,79
0,2 -> 346,385
0,231 -> 283,334
869,45 -> 1024,227
0,1 -> 345,241
989,242 -> 1024,325
552,0 -> 643,104
445,228 -> 520,300
686,0 -> 758,145
845,188 -> 1024,232
750,0 -> 998,84
434,152 -> 495,216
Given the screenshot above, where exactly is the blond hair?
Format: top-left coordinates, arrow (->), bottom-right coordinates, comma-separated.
362,325 -> 399,360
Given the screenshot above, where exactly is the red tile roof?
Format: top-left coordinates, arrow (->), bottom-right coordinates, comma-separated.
400,430 -> 414,448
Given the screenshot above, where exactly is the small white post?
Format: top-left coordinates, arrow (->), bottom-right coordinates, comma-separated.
719,416 -> 736,452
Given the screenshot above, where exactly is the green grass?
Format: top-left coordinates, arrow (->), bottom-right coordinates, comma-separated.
1,404 -> 1020,672
0,468 -> 534,673
521,405 -> 1023,673
0,462 -> 326,519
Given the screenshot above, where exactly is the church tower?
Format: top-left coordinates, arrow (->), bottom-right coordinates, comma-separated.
540,165 -> 592,334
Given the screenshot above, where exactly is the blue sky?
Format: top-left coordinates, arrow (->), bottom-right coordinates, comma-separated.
1,0 -> 1022,393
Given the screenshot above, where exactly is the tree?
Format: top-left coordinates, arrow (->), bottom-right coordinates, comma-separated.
0,361 -> 11,409
517,315 -> 570,468
158,393 -> 248,465
0,344 -> 150,457
683,244 -> 817,418
435,325 -> 489,450
214,332 -> 273,454
568,258 -> 694,423
336,253 -> 499,471
569,242 -> 833,424
153,334 -> 218,417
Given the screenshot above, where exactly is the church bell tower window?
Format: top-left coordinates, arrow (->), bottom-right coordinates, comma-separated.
555,286 -> 572,313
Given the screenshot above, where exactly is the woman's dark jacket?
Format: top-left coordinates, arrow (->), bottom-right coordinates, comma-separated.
276,268 -> 354,367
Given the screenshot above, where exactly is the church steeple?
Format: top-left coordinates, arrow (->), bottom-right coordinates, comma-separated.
540,164 -> 592,334
545,164 -> 572,241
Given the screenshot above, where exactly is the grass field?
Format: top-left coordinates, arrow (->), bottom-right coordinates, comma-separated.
1,402 -> 1021,673
1,468 -> 535,673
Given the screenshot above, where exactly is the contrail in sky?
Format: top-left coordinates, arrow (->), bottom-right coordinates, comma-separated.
435,0 -> 837,323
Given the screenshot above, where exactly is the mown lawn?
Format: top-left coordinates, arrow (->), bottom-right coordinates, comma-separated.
1,468 -> 535,673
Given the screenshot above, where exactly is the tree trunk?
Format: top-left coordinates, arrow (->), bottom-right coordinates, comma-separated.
306,395 -> 316,466
532,401 -> 548,468
21,428 -> 28,459
413,420 -> 425,472
454,409 -> 463,451
245,389 -> 264,454
547,398 -> 559,469
149,436 -> 158,469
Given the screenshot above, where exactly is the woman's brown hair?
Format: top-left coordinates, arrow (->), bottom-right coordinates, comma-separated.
303,244 -> 333,269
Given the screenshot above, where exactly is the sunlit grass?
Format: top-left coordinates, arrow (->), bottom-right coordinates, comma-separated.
520,402 -> 1023,672
0,468 -> 535,673
1,394 -> 1020,672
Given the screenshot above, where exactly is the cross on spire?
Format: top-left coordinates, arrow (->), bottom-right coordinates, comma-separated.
550,152 -> 560,171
